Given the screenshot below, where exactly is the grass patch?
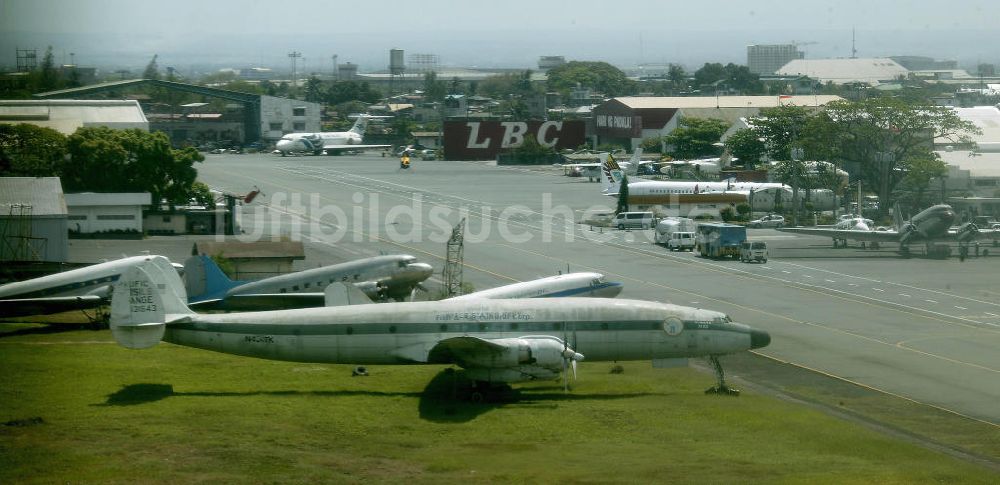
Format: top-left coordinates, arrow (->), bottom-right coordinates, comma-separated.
1,327 -> 997,483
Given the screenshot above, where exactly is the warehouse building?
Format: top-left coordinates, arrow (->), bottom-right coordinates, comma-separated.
0,99 -> 148,134
65,192 -> 152,235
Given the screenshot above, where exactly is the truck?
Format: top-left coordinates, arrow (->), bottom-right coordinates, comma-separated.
654,217 -> 697,251
695,222 -> 747,259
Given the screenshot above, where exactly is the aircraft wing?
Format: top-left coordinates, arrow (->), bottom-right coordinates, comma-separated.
321,144 -> 391,151
189,293 -> 326,311
0,295 -> 105,318
778,227 -> 903,243
426,336 -> 507,365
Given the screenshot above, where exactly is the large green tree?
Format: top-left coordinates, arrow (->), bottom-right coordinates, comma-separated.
423,71 -> 447,102
0,124 -> 68,177
546,61 -> 633,97
663,118 -> 729,159
723,128 -> 766,169
64,127 -> 204,206
811,98 -> 979,216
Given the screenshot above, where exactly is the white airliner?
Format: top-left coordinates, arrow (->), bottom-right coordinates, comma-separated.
779,204 -> 1000,256
0,255 -> 178,318
450,272 -> 623,300
274,115 -> 390,156
109,257 -> 770,396
600,155 -> 837,212
185,254 -> 433,310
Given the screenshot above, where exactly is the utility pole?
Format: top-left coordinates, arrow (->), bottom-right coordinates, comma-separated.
288,51 -> 302,87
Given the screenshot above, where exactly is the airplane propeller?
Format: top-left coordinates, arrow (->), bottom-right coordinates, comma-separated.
560,332 -> 584,391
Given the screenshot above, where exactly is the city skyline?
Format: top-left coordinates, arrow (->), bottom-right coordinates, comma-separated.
2,1 -> 997,74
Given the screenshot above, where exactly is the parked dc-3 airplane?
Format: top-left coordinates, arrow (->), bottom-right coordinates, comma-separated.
185,254 -> 433,310
779,204 -> 1000,256
0,255 -> 180,319
275,115 -> 389,156
112,257 -> 770,397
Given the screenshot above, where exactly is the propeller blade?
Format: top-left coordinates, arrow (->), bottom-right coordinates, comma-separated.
409,287 -> 418,302
562,357 -> 569,391
572,360 -> 578,380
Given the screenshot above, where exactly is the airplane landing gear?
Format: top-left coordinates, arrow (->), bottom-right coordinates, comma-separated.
704,355 -> 740,396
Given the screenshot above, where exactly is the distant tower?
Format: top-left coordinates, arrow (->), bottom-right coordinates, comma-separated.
332,54 -> 338,77
851,28 -> 858,59
288,51 -> 302,86
389,48 -> 405,96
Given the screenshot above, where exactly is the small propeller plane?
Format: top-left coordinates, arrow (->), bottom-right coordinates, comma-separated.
109,257 -> 770,399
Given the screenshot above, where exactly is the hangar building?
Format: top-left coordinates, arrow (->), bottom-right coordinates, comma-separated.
65,192 -> 152,235
592,95 -> 843,150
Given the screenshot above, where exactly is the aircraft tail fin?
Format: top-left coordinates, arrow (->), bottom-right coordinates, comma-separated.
625,148 -> 643,175
349,114 -> 369,135
601,153 -> 624,195
110,256 -> 194,349
184,255 -> 244,303
892,202 -> 904,230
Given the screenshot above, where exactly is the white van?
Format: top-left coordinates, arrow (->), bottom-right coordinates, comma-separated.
740,241 -> 768,263
613,212 -> 655,230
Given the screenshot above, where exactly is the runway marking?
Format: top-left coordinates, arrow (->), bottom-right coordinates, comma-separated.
900,294 -> 911,298
986,312 -> 999,317
825,279 -> 836,283
802,274 -> 813,278
925,299 -> 938,304
956,306 -> 967,310
782,270 -> 791,274
873,288 -> 884,292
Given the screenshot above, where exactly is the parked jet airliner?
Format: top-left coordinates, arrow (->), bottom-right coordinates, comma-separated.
275,115 -> 389,156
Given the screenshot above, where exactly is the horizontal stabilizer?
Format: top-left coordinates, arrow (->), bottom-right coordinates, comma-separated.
324,282 -> 373,307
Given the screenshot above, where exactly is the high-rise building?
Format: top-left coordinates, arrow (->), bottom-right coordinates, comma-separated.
747,44 -> 804,75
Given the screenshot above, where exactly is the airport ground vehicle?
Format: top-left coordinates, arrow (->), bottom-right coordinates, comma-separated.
654,217 -> 697,250
740,241 -> 768,263
614,211 -> 655,230
749,214 -> 785,228
695,222 -> 747,259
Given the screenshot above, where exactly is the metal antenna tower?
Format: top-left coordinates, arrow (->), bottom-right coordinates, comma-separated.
443,218 -> 466,297
0,204 -> 43,262
288,51 -> 302,86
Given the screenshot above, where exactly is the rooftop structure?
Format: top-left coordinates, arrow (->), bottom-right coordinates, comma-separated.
776,58 -> 909,85
0,99 -> 148,134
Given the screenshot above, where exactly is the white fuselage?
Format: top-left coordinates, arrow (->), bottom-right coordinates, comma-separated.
275,131 -> 362,153
229,255 -> 432,299
163,298 -> 761,365
449,273 -> 623,300
0,255 -> 152,301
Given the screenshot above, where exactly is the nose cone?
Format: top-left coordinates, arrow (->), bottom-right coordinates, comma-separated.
276,140 -> 292,151
405,262 -> 434,281
750,329 -> 771,349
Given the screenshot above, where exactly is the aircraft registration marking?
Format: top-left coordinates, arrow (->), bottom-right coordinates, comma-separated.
244,335 -> 275,344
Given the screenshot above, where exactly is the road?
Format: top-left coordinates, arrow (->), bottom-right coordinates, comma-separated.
196,152 -> 1000,424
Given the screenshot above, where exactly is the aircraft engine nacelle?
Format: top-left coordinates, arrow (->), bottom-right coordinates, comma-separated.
899,222 -> 919,245
354,281 -> 387,300
460,337 -> 579,371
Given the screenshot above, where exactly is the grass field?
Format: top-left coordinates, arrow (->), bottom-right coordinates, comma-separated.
2,323 -> 998,484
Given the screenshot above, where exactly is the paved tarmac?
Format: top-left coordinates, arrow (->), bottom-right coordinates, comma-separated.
195,151 -> 1000,424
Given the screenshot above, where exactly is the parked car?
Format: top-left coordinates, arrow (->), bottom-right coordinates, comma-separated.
750,214 -> 785,228
613,211 -> 655,230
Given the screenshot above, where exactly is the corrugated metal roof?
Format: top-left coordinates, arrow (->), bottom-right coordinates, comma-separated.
64,192 -> 152,206
610,95 -> 843,110
944,106 -> 1000,147
938,150 -> 1000,177
776,58 -> 909,85
0,99 -> 148,135
0,177 -> 67,216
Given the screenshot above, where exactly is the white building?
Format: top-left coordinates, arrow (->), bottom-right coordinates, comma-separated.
776,58 -> 909,86
65,193 -> 152,234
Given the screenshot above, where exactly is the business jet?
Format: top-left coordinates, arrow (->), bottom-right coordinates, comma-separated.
185,254 -> 433,310
0,255 -> 180,319
109,257 -> 771,397
779,204 -> 1000,256
274,115 -> 390,156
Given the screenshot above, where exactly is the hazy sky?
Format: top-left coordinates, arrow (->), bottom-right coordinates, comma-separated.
2,0 -> 997,72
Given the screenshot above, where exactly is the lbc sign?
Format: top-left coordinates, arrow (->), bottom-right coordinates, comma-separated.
443,120 -> 586,160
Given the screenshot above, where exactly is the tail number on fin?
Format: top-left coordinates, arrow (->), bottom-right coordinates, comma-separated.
127,280 -> 158,314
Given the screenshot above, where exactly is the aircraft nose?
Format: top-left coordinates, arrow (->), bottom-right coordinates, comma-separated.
406,263 -> 434,280
750,329 -> 771,349
276,140 -> 291,150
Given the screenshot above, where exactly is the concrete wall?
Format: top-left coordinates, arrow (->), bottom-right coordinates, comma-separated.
259,96 -> 322,141
143,213 -> 187,235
